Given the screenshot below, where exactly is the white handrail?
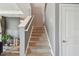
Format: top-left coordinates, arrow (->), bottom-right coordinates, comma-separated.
25,16 -> 34,31
18,16 -> 32,27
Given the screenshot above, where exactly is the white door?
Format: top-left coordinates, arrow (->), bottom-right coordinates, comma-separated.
60,4 -> 79,56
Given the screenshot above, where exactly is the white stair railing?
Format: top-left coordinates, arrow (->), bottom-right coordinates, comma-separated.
18,16 -> 34,56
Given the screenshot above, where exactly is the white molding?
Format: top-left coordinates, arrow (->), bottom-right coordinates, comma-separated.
44,26 -> 54,56
59,4 -> 62,56
59,4 -> 79,7
0,11 -> 24,17
0,10 -> 23,14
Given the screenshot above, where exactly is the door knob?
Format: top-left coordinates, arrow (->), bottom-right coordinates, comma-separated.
62,40 -> 67,43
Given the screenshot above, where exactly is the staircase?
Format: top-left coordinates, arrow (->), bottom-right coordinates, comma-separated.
26,26 -> 52,56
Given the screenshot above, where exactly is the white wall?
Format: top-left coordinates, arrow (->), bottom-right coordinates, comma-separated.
45,3 -> 55,55
6,17 -> 20,38
45,3 -> 59,56
17,3 -> 31,16
0,3 -> 31,17
0,3 -> 20,11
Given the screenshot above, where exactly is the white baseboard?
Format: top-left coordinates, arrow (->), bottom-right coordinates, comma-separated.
44,26 -> 54,56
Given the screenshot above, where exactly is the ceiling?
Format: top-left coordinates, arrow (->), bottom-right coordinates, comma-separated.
0,3 -> 31,17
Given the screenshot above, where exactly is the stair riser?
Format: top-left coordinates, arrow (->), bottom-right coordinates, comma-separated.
29,42 -> 48,45
30,49 -> 51,53
32,34 -> 42,36
32,31 -> 44,33
29,41 -> 48,43
29,45 -> 48,48
29,43 -> 48,47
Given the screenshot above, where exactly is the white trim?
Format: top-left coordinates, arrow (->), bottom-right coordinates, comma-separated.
59,4 -> 62,56
26,26 -> 33,55
59,4 -> 79,7
0,10 -> 23,14
44,26 -> 54,56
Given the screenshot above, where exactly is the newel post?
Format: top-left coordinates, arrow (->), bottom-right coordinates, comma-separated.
19,27 -> 26,56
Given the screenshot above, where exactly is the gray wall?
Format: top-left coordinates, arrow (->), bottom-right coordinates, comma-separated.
6,17 -> 20,38
55,3 -> 59,56
45,3 -> 59,56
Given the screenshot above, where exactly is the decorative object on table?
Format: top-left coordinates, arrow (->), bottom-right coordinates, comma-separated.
13,37 -> 19,47
1,34 -> 13,46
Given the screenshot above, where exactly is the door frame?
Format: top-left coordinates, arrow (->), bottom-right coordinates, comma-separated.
59,4 -> 79,56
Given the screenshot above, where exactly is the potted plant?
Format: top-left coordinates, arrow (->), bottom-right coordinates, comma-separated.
1,34 -> 13,46
7,35 -> 13,46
